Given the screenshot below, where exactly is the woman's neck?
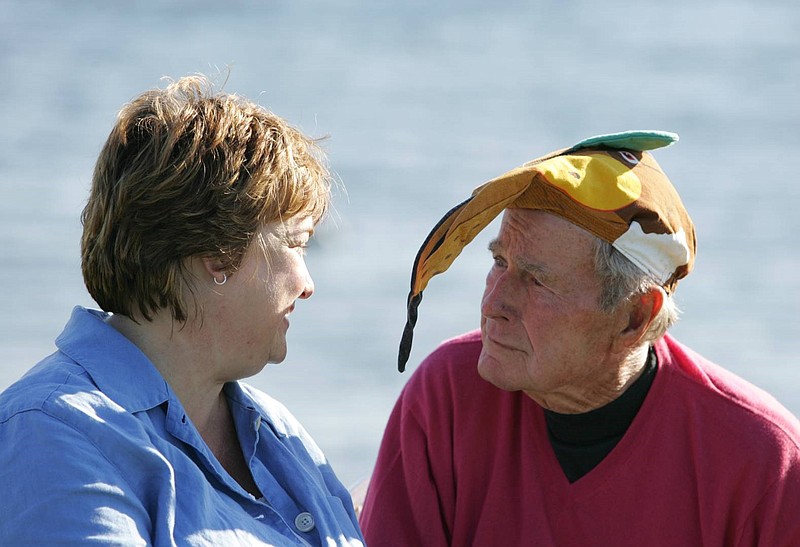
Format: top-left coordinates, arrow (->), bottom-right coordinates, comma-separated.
106,312 -> 227,428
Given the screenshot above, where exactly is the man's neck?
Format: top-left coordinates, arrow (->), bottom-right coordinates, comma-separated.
525,344 -> 651,414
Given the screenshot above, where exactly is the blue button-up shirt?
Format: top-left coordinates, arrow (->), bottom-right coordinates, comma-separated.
0,307 -> 365,546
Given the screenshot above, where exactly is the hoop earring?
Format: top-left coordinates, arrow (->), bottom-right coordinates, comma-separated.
213,273 -> 227,286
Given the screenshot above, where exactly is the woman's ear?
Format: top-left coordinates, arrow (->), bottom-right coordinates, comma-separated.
201,256 -> 228,285
620,287 -> 664,345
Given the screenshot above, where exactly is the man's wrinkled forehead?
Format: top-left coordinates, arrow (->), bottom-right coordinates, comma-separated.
498,208 -> 597,247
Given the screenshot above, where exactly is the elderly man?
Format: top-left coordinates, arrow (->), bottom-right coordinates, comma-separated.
360,131 -> 800,546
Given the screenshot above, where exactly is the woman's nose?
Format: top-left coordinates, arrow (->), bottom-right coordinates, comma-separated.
299,270 -> 314,300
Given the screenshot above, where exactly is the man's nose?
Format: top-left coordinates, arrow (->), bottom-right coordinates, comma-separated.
481,271 -> 515,319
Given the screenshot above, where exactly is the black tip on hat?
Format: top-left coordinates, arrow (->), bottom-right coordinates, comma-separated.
398,292 -> 423,372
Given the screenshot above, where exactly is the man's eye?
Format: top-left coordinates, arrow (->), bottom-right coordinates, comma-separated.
524,270 -> 549,288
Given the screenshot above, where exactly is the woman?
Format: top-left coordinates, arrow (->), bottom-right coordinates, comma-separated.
0,75 -> 365,546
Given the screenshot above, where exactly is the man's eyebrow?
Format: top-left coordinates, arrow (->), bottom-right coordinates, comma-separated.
488,239 -> 554,282
518,258 -> 551,280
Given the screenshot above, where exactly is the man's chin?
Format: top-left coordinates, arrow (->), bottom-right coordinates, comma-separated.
477,352 -> 518,392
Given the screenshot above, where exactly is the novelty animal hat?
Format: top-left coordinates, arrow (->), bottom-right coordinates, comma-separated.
398,130 -> 696,372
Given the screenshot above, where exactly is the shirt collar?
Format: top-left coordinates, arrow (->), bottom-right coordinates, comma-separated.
55,306 -> 171,413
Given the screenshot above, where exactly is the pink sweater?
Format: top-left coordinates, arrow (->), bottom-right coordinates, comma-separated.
361,330 -> 800,546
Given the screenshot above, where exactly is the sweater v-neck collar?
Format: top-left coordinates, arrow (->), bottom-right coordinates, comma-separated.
541,346 -> 658,483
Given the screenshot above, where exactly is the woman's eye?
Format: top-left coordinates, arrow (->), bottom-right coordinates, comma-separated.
292,243 -> 308,254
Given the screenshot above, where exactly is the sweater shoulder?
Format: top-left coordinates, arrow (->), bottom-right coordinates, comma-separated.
419,329 -> 483,369
658,334 -> 800,454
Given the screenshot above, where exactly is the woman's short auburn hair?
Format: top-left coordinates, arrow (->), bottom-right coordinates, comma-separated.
81,75 -> 331,322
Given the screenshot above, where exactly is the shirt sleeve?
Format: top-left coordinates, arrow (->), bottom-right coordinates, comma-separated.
0,409 -> 151,545
359,378 -> 453,547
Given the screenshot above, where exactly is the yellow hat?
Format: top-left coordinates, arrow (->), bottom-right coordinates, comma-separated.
398,130 -> 696,371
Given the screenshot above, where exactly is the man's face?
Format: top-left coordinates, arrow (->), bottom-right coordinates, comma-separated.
477,209 -> 630,411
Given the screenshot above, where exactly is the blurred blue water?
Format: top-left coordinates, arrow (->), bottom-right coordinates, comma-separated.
1,0 -> 798,485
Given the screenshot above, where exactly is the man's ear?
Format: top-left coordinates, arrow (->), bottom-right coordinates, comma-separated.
619,287 -> 664,345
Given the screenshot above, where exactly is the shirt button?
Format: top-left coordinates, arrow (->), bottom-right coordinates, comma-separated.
294,512 -> 315,533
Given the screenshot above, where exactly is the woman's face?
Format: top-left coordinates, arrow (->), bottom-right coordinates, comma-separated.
208,215 -> 315,377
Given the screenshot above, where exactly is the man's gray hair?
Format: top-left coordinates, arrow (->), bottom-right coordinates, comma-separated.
593,238 -> 680,342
